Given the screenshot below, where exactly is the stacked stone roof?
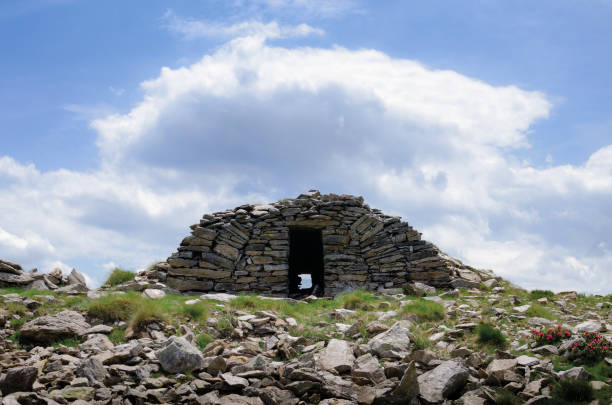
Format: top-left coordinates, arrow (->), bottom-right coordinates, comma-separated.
158,190 -> 480,296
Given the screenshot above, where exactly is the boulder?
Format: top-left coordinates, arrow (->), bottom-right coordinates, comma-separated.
391,360 -> 420,398
417,360 -> 469,404
369,322 -> 411,359
319,339 -> 355,373
68,268 -> 88,287
156,336 -> 205,373
143,288 -> 166,299
0,366 -> 38,395
352,353 -> 386,384
75,357 -> 107,383
558,366 -> 592,381
20,310 -> 90,343
574,320 -> 603,333
486,359 -> 518,383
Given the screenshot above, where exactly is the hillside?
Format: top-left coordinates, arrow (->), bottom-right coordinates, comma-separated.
0,263 -> 611,404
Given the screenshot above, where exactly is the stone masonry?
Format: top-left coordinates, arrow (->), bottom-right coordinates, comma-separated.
157,190 -> 479,297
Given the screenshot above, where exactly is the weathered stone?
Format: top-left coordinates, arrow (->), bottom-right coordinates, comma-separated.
143,288 -> 166,299
352,353 -> 386,384
369,322 -> 411,358
417,360 -> 469,404
0,366 -> 38,395
156,336 -> 205,373
319,339 -> 355,373
20,310 -> 90,343
75,357 -> 107,383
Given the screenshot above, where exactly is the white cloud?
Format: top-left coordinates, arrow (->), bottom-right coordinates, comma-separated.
1,33 -> 611,293
163,10 -> 324,40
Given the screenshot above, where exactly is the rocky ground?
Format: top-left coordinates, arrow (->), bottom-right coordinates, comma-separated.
0,261 -> 611,404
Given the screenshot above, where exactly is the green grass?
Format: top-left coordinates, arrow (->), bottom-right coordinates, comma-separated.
410,328 -> 433,350
9,317 -> 29,329
584,360 -> 612,381
494,388 -> 521,405
399,298 -> 445,321
335,290 -> 378,310
525,303 -> 555,320
87,293 -> 140,322
550,379 -> 594,403
104,268 -> 136,286
196,333 -> 213,350
476,323 -> 507,347
529,289 -> 555,300
180,302 -> 209,321
128,299 -> 169,331
53,338 -> 79,348
5,302 -> 27,316
108,328 -> 126,344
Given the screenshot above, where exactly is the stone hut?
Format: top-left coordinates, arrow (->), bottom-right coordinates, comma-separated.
158,190 -> 482,297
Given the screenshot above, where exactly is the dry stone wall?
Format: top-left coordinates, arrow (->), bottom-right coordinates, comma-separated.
158,190 -> 471,296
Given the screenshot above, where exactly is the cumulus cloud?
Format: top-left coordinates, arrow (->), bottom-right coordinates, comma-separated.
1,34 -> 611,292
163,10 -> 324,40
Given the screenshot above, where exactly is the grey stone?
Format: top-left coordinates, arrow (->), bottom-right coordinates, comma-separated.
0,366 -> 38,395
369,322 -> 411,359
319,339 -> 355,373
20,310 -> 90,343
417,360 -> 469,404
156,336 -> 205,373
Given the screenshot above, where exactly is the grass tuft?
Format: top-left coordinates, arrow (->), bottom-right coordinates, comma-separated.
87,293 -> 140,322
104,268 -> 136,286
128,299 -> 169,332
551,379 -> 594,403
495,389 -> 521,405
400,298 -> 445,321
108,328 -> 126,344
530,289 -> 555,300
525,303 -> 555,320
476,323 -> 507,347
196,333 -> 213,350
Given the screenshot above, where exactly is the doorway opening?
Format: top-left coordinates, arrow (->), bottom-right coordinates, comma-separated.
288,228 -> 324,295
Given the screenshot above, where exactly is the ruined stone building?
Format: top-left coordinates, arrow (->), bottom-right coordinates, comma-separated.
157,191 -> 482,297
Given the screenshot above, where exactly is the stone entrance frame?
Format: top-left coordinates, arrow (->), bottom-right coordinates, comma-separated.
160,190 -> 457,297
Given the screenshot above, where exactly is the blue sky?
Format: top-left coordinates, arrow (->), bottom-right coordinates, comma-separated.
1,0 -> 611,292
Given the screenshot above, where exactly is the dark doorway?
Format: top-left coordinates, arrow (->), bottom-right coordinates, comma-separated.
288,228 -> 324,295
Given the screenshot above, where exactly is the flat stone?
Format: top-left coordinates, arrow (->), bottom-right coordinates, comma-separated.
319,339 -> 355,373
20,310 -> 90,343
143,288 -> 166,299
369,322 -> 411,359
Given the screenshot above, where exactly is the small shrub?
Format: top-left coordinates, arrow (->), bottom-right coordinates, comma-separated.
108,328 -> 126,344
196,333 -> 213,350
87,294 -> 140,322
128,299 -> 169,332
476,323 -> 506,347
105,268 -> 136,286
400,299 -> 445,321
336,290 -> 377,310
213,313 -> 235,337
529,289 -> 555,300
525,303 -> 555,320
5,302 -> 27,316
9,317 -> 29,329
528,325 -> 572,346
570,331 -> 612,363
181,302 -> 208,321
551,379 -> 594,402
495,388 -> 521,405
